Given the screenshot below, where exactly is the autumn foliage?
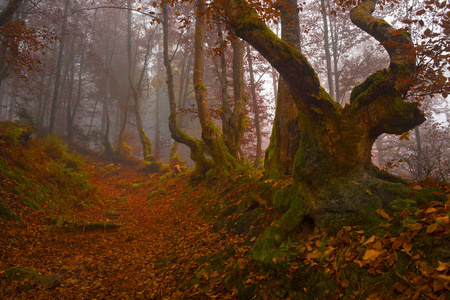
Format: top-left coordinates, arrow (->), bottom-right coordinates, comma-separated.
0,123 -> 449,298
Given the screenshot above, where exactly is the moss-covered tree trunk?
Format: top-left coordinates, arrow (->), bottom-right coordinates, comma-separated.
224,36 -> 248,159
194,0 -> 234,175
220,0 -> 425,264
163,2 -> 212,176
264,0 -> 301,179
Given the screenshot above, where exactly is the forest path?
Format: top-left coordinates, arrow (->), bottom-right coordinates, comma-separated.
0,159 -> 226,299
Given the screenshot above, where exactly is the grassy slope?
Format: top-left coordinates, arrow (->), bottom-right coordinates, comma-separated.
0,121 -> 449,299
0,122 -> 98,222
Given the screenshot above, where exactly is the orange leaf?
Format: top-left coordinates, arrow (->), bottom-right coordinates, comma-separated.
363,249 -> 380,261
408,223 -> 423,231
425,207 -> 437,214
426,222 -> 439,234
435,261 -> 448,272
362,235 -> 376,246
376,209 -> 391,220
402,243 -> 413,255
353,259 -> 363,268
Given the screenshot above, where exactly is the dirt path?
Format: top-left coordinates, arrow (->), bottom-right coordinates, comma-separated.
0,161 -> 228,299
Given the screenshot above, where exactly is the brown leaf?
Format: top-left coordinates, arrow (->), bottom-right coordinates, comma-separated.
426,222 -> 440,234
408,223 -> 423,231
433,279 -> 444,292
363,249 -> 380,261
393,282 -> 407,292
416,9 -> 426,15
376,209 -> 391,220
306,251 -> 321,259
435,261 -> 448,272
353,259 -> 363,268
362,235 -> 376,246
435,274 -> 450,283
393,28 -> 406,36
373,241 -> 383,251
402,243 -> 413,255
425,207 -> 437,214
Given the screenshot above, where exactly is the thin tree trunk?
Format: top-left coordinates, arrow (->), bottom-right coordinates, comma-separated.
49,0 -> 69,134
7,93 -> 13,121
330,18 -> 340,103
67,47 -> 85,143
246,45 -> 262,167
217,22 -> 231,142
126,0 -> 154,162
65,39 -> 76,142
321,0 -> 335,100
154,84 -> 161,160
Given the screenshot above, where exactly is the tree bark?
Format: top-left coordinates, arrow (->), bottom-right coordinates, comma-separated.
126,0 -> 153,162
0,0 -> 24,28
217,22 -> 231,141
219,0 -> 425,264
264,0 -> 301,179
321,0 -> 335,100
163,2 -> 212,176
67,46 -> 84,144
225,35 -> 248,159
48,0 -> 69,134
246,45 -> 262,167
194,0 -> 234,175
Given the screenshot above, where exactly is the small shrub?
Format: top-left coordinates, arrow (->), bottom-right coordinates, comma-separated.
63,151 -> 86,172
0,122 -> 33,146
40,135 -> 67,161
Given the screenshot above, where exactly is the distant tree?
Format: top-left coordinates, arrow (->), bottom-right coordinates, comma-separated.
126,0 -> 155,162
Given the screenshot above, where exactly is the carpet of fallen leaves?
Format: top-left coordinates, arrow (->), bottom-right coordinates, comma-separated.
1,153 -> 450,299
0,158 -> 251,299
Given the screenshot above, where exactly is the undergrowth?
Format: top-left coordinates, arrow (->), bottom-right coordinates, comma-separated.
0,122 -> 98,221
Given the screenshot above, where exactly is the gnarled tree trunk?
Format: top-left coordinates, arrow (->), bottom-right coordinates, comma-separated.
264,0 -> 302,179
163,2 -> 212,177
219,0 -> 425,264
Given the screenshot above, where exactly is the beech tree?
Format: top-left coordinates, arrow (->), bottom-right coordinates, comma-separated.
163,1 -> 212,176
216,0 -> 426,263
126,0 -> 155,162
264,0 -> 302,179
